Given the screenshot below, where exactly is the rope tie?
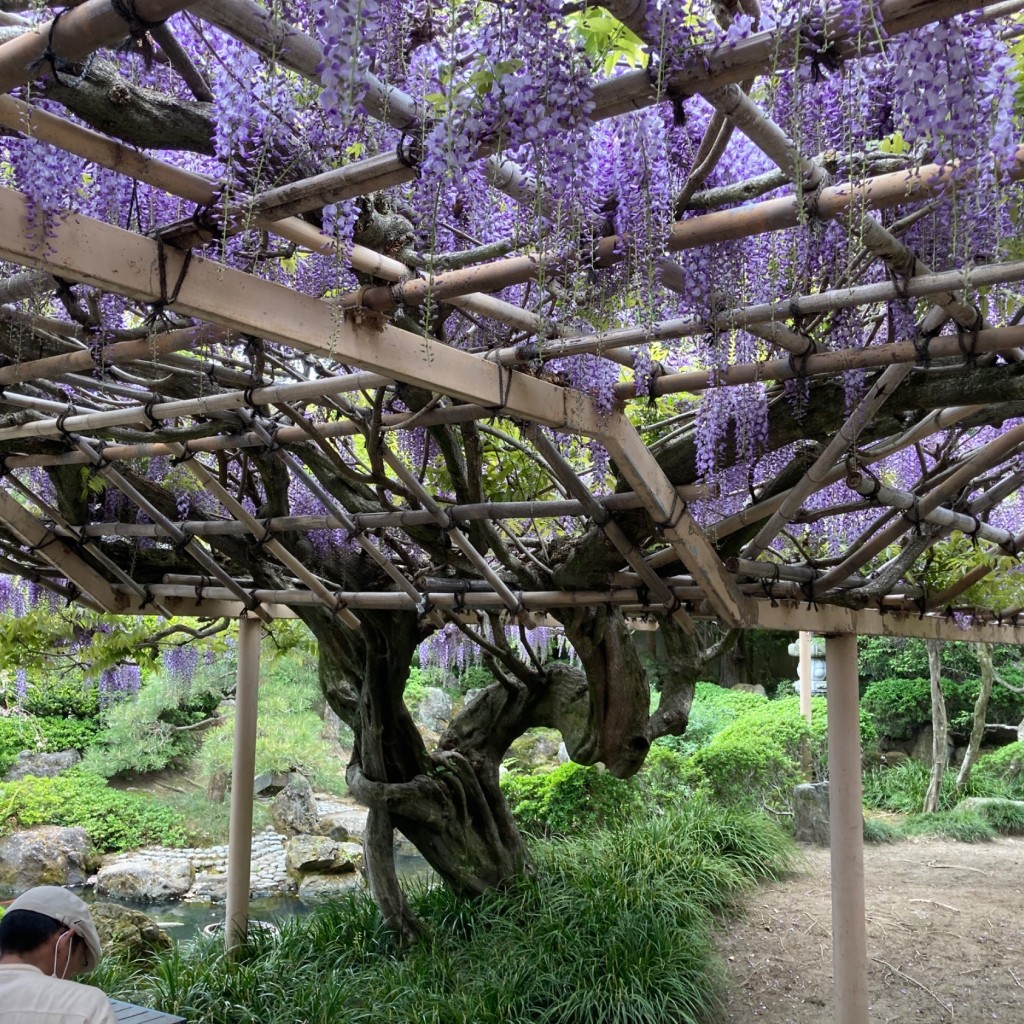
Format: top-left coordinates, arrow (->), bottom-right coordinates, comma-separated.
110,0 -> 166,68
912,324 -> 942,364
142,396 -> 163,431
802,578 -> 819,611
170,442 -> 195,465
144,243 -> 193,327
55,403 -> 77,445
63,582 -> 80,609
395,133 -> 422,174
787,335 -> 818,378
28,10 -> 96,87
194,575 -> 210,607
957,321 -> 981,367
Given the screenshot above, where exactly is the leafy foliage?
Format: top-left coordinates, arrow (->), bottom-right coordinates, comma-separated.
81,669 -> 228,778
0,675 -> 101,720
196,650 -> 346,794
900,811 -> 996,843
862,760 -> 1008,814
974,741 -> 1024,798
863,675 -> 1024,740
656,682 -> 767,758
0,716 -> 98,775
682,696 -> 876,812
96,803 -> 794,1024
0,769 -> 187,851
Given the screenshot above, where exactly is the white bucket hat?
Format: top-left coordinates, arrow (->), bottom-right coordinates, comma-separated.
6,886 -> 103,972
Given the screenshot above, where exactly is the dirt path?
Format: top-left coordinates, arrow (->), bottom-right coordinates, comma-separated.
718,837 -> 1024,1023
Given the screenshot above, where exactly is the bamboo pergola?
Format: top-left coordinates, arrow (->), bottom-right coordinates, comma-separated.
1,1 -> 1024,1020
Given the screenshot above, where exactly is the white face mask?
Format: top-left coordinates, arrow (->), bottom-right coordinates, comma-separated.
52,930 -> 74,980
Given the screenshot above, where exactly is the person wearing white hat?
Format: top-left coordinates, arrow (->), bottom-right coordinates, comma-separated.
0,886 -> 115,1023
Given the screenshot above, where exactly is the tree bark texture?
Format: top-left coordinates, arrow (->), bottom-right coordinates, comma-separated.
923,639 -> 948,813
954,643 -> 993,796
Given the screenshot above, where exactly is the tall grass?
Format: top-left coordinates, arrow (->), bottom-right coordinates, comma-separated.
95,802 -> 794,1024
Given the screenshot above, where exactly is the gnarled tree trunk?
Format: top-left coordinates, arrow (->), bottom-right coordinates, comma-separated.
923,639 -> 947,814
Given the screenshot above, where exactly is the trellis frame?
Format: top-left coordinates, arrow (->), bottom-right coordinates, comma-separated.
0,1 -> 1022,1020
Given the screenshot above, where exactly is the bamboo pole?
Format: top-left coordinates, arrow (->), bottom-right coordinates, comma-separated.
225,613 -> 260,952
0,0 -> 194,94
825,632 -> 869,1024
846,470 -> 1019,552
815,421 -> 1024,590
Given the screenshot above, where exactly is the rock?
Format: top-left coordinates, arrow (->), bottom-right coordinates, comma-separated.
910,726 -> 955,766
271,773 -> 319,835
96,856 -> 194,902
793,782 -> 832,845
187,872 -> 228,903
2,749 -> 81,782
557,741 -> 571,764
506,728 -> 562,770
297,872 -> 365,904
463,688 -> 483,708
315,812 -> 354,841
284,835 -> 362,878
315,804 -> 368,841
414,687 -> 452,733
253,772 -> 291,796
0,826 -> 94,888
880,750 -> 910,768
731,683 -> 767,697
91,901 -> 171,959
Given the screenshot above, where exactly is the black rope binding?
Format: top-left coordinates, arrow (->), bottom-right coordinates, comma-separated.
110,0 -> 166,69
144,244 -> 193,327
787,335 -> 818,378
395,133 -> 422,175
28,9 -> 96,87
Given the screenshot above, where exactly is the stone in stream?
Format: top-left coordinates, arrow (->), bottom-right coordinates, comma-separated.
0,826 -> 94,888
96,855 -> 194,902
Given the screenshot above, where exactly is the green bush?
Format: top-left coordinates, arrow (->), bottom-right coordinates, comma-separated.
3,676 -> 101,720
95,803 -> 794,1024
682,696 -> 875,812
658,682 -> 767,758
974,741 -> 1024,797
0,770 -> 187,850
863,816 -> 903,844
0,717 -> 99,775
196,670 -> 346,794
862,675 -> 1024,742
82,672 -> 227,778
501,761 -> 646,836
969,799 -> 1024,835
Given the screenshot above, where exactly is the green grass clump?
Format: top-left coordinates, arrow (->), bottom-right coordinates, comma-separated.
974,742 -> 1024,798
966,799 -> 1024,835
863,816 -> 903,844
95,803 -> 795,1024
862,760 -> 1008,814
0,769 -> 187,851
901,810 -> 996,843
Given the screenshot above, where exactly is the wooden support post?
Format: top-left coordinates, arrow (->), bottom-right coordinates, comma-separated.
225,614 -> 261,952
825,633 -> 868,1024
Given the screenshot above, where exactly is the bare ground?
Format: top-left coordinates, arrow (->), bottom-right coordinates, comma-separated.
718,836 -> 1024,1023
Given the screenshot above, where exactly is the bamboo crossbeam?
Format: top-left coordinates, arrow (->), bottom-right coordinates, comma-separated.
525,422 -> 695,632
66,487 -> 709,539
169,441 -> 362,630
846,470 -> 1020,553
0,0 -> 193,94
814,422 -> 1024,591
3,470 -> 173,616
0,486 -> 120,611
0,325 -> 228,388
74,437 -> 273,622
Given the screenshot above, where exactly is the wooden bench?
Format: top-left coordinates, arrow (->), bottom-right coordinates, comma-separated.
110,998 -> 187,1023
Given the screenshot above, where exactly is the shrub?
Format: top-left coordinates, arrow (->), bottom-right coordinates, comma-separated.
501,761 -> 646,836
196,670 -> 346,794
862,676 -> 1024,742
974,741 -> 1024,798
0,769 -> 187,850
969,799 -> 1024,835
658,682 -> 767,758
82,671 -> 227,778
0,716 -> 99,775
4,676 -> 101,720
901,810 -> 996,842
863,816 -> 903,844
682,696 -> 875,812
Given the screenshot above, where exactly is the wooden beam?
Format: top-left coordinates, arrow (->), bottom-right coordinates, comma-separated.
601,417 -> 754,627
0,188 -> 605,437
0,488 -> 119,610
